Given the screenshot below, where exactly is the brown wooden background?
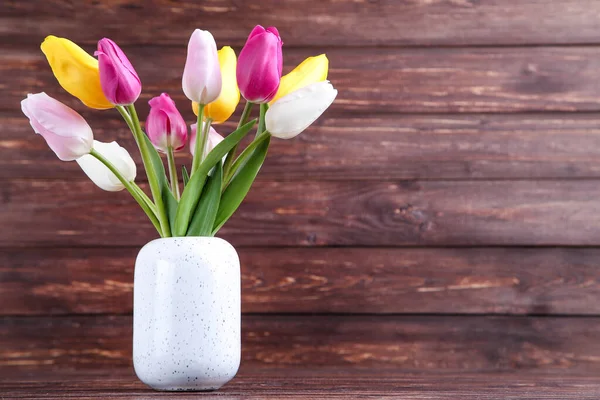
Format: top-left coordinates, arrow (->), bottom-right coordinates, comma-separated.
3,0 -> 600,374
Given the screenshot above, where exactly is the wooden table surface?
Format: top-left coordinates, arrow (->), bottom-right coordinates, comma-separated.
3,367 -> 600,399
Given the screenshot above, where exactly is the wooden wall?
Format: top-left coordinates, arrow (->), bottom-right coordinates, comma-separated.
3,0 -> 600,373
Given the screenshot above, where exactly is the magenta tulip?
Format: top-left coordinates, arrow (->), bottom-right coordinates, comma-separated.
236,25 -> 283,103
189,122 -> 224,158
21,92 -> 93,161
146,93 -> 188,153
95,38 -> 141,105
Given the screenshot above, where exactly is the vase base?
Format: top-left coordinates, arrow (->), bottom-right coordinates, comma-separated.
136,375 -> 232,392
153,386 -> 219,392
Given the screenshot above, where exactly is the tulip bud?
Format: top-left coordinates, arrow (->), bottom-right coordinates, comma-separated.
146,93 -> 188,153
21,92 -> 94,161
270,54 -> 328,104
40,35 -> 113,109
189,123 -> 224,158
76,141 -> 136,192
182,29 -> 222,104
237,25 -> 283,103
95,38 -> 141,105
192,46 -> 240,124
265,81 -> 337,140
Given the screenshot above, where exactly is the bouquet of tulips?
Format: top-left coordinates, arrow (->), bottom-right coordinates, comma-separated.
21,26 -> 337,238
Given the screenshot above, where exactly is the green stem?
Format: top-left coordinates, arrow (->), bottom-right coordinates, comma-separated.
223,101 -> 254,179
126,104 -> 171,237
118,105 -> 162,214
191,104 -> 206,175
257,103 -> 268,138
116,105 -> 161,227
130,183 -> 158,216
199,117 -> 213,163
240,101 -> 255,126
116,105 -> 134,136
166,145 -> 180,200
224,130 -> 270,185
90,148 -> 162,236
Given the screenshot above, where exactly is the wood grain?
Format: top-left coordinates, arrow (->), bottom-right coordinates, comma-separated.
2,369 -> 600,400
7,112 -> 600,180
4,369 -> 600,400
4,179 -> 600,247
5,0 -> 600,390
3,247 -> 600,316
3,315 -> 600,373
3,0 -> 600,47
6,46 -> 600,114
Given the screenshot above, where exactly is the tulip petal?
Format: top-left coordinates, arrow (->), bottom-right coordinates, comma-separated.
96,38 -> 142,105
266,81 -> 337,139
21,92 -> 94,161
41,35 -> 113,109
201,46 -> 240,124
236,25 -> 283,103
146,93 -> 188,152
247,25 -> 267,41
76,140 -> 136,191
182,29 -> 222,104
270,54 -> 328,104
189,122 -> 224,158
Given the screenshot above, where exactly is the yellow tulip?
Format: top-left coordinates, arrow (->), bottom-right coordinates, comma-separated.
192,46 -> 240,124
41,35 -> 113,110
269,54 -> 329,105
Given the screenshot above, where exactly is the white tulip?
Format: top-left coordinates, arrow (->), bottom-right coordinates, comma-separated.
76,140 -> 136,192
265,81 -> 337,139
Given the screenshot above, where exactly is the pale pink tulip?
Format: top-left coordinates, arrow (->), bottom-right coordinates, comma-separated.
182,29 -> 222,104
189,122 -> 224,158
21,92 -> 93,161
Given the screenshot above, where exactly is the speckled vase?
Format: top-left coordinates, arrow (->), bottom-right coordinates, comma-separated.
133,237 -> 241,391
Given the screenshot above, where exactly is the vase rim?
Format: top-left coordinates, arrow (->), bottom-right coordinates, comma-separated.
142,236 -> 234,248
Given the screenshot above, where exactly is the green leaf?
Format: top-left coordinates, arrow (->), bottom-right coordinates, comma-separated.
186,162 -> 223,236
226,132 -> 270,184
162,187 -> 178,235
182,166 -> 190,187
141,132 -> 174,236
173,119 -> 257,236
213,135 -> 270,235
140,133 -> 168,190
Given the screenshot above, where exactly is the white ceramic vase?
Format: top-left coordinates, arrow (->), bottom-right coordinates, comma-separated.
133,237 -> 241,391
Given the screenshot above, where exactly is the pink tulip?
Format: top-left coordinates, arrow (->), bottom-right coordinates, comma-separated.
189,122 -> 224,158
21,92 -> 93,161
95,38 -> 141,105
146,93 -> 188,153
182,29 -> 222,104
237,25 -> 283,103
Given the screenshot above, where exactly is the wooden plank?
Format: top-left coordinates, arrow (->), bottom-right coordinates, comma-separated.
7,112 -> 600,181
3,179 -> 600,247
2,315 -> 600,373
3,247 -> 600,316
6,46 -> 600,114
3,1 -> 600,47
2,370 -> 600,400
